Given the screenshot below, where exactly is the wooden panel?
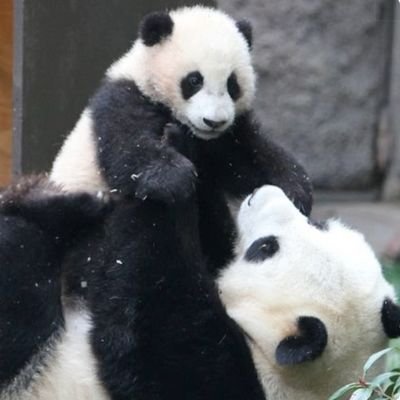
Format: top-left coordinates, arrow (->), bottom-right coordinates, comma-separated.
0,0 -> 12,186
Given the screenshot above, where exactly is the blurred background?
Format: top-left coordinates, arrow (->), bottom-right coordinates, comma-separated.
1,0 -> 400,262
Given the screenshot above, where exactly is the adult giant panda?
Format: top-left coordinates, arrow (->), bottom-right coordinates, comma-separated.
50,6 -> 313,272
2,182 -> 399,400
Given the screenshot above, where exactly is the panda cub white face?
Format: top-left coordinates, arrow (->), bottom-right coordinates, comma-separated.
107,6 -> 256,140
218,185 -> 398,400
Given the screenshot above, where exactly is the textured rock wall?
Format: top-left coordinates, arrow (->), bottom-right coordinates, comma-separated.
219,0 -> 392,190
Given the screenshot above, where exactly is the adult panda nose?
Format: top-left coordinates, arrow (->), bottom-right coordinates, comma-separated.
203,118 -> 227,129
275,316 -> 328,365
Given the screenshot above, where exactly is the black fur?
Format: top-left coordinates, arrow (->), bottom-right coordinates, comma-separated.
236,20 -> 253,49
70,196 -> 265,400
140,12 -> 174,46
91,79 -> 312,272
0,177 -> 110,388
181,71 -> 204,100
227,72 -> 241,101
275,316 -> 328,365
91,79 -> 197,205
245,236 -> 279,262
381,298 -> 400,338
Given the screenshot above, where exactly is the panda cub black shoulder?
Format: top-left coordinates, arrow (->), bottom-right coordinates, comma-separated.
51,6 -> 313,272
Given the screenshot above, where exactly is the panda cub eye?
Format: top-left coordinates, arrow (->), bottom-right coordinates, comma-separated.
181,71 -> 204,100
245,236 -> 279,263
227,72 -> 241,101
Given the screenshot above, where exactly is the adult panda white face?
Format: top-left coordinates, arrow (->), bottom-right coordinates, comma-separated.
107,6 -> 256,140
218,185 -> 400,400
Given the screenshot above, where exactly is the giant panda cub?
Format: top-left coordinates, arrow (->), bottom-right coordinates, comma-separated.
2,183 -> 399,400
50,6 -> 313,272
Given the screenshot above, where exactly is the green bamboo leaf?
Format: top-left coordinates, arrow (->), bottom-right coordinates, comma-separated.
363,348 -> 393,376
349,388 -> 373,400
385,382 -> 395,396
328,383 -> 361,400
391,374 -> 400,394
370,371 -> 400,388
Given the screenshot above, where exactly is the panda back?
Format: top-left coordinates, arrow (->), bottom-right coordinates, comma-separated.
1,307 -> 109,400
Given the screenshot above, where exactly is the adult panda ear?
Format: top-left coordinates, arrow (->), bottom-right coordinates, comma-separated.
381,298 -> 400,338
139,11 -> 174,46
236,20 -> 253,50
275,316 -> 328,365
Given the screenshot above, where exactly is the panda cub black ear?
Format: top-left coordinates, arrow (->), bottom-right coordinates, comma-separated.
139,11 -> 174,46
236,19 -> 253,50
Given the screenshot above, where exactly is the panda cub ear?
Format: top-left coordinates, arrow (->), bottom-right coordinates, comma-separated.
139,11 -> 174,46
236,20 -> 253,50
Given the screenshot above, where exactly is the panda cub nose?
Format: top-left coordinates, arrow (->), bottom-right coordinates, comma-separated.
203,118 -> 227,129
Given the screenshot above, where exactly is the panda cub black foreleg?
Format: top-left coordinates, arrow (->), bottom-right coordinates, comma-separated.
86,196 -> 264,400
91,79 -> 197,205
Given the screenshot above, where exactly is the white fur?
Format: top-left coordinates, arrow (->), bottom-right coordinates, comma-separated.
1,307 -> 109,400
51,110 -> 107,193
107,6 -> 255,139
218,185 -> 395,400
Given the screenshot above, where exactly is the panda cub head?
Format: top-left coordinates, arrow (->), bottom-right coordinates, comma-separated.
107,6 -> 255,140
218,185 -> 400,400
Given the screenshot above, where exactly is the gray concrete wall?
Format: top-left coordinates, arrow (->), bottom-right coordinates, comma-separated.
219,0 -> 393,191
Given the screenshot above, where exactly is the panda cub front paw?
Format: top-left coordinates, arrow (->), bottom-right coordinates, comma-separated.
163,122 -> 195,160
134,156 -> 197,204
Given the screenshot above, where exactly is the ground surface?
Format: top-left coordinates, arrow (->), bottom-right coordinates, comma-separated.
313,201 -> 400,257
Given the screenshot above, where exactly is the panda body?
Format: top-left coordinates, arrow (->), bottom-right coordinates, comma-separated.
3,307 -> 108,400
2,180 -> 399,400
0,177 -> 111,400
51,6 -> 313,272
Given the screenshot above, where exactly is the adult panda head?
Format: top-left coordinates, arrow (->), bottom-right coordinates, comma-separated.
218,185 -> 400,400
107,6 -> 255,140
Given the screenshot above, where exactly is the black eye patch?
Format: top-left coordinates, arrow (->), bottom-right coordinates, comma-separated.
245,236 -> 279,263
181,71 -> 204,100
227,72 -> 241,101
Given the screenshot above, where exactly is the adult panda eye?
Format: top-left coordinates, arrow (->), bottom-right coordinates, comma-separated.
245,236 -> 279,263
181,71 -> 204,99
227,72 -> 241,101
